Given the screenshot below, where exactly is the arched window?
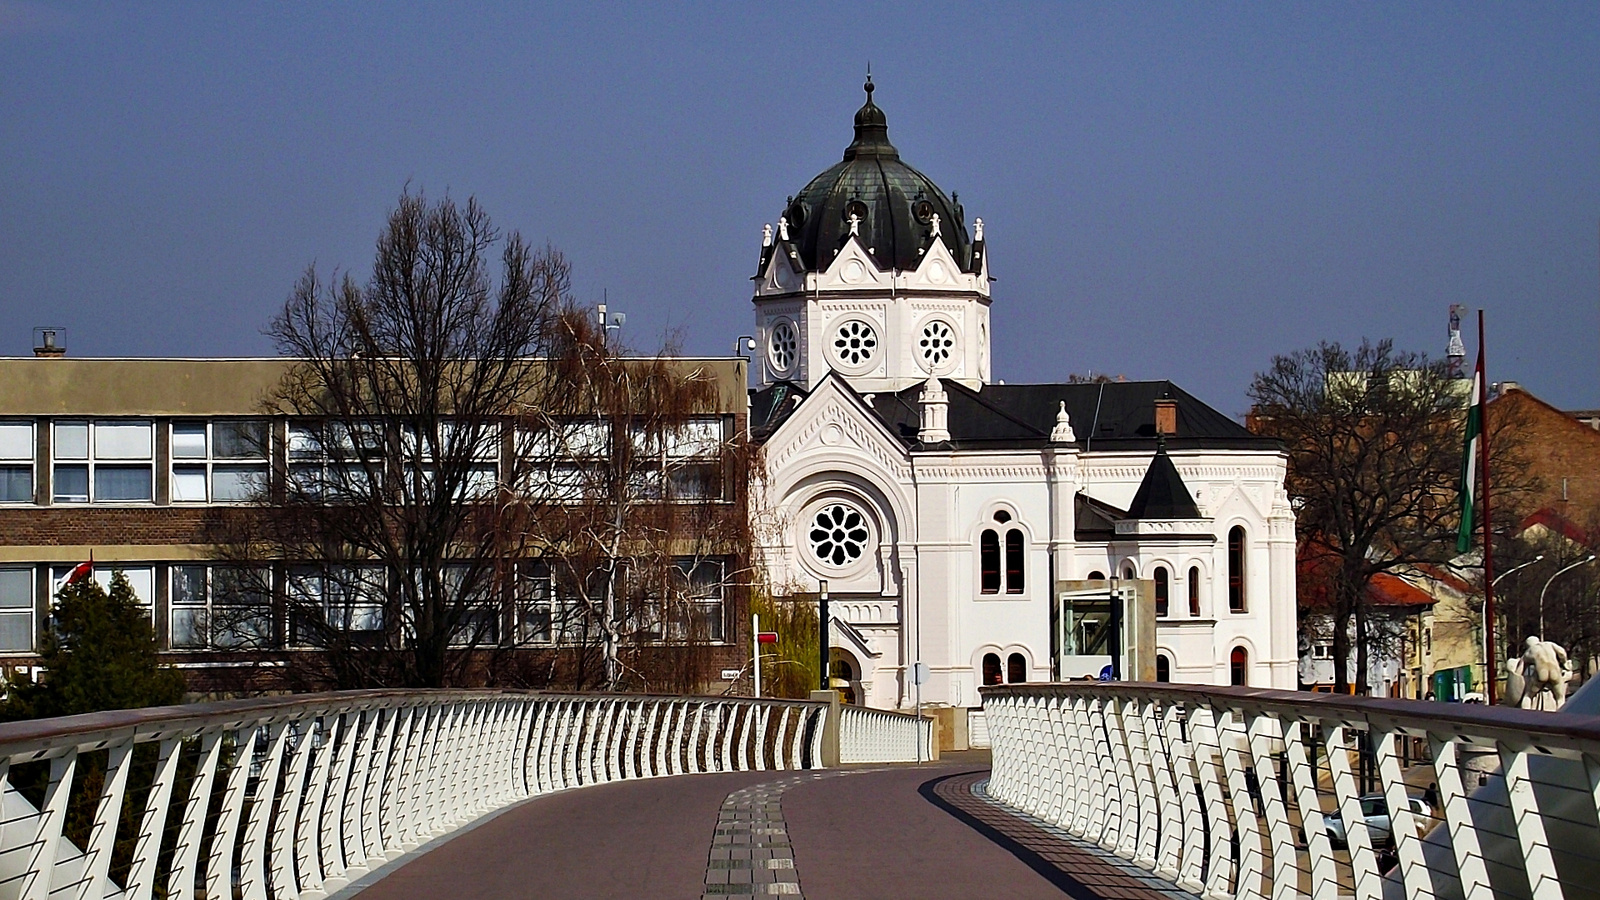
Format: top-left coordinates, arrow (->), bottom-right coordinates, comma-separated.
1005,530 -> 1025,593
1154,566 -> 1169,618
1155,654 -> 1171,683
980,530 -> 1000,594
1230,646 -> 1248,686
982,652 -> 1003,686
1188,566 -> 1201,617
1088,570 -> 1105,581
1007,653 -> 1026,683
1228,526 -> 1246,612
1123,566 -> 1135,581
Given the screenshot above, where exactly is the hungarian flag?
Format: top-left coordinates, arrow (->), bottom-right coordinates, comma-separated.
1456,357 -> 1484,552
54,557 -> 93,593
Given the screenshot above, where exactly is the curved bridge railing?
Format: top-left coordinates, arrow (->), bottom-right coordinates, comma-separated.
0,690 -> 833,900
982,682 -> 1600,900
837,705 -> 934,764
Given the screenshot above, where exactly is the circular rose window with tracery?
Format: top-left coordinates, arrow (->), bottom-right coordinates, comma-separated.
918,319 -> 957,372
832,320 -> 878,369
769,320 -> 797,374
809,503 -> 870,568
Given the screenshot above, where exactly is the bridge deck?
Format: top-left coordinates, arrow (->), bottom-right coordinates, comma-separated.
345,757 -> 1195,900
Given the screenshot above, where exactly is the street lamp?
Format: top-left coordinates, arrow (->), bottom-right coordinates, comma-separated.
1486,555 -> 1542,683
1538,555 -> 1596,638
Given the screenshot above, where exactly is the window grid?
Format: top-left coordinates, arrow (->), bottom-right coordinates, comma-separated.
0,568 -> 34,653
170,565 -> 273,650
52,420 -> 154,504
0,422 -> 34,504
171,419 -> 270,504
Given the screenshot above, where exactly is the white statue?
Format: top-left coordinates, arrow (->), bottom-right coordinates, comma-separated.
847,212 -> 861,236
973,217 -> 984,241
762,223 -> 773,247
778,217 -> 790,242
929,212 -> 941,238
1507,636 -> 1570,709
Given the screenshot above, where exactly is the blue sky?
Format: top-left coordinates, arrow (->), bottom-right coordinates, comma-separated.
2,2 -> 1596,416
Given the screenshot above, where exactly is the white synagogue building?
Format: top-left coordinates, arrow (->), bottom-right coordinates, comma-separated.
746,81 -> 1298,727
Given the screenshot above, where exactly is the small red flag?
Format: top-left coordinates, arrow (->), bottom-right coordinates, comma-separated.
55,558 -> 93,592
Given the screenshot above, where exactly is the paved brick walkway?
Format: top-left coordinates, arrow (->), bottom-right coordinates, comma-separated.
349,762 -> 1198,900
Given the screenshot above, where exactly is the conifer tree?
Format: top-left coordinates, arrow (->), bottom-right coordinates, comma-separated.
2,571 -> 185,720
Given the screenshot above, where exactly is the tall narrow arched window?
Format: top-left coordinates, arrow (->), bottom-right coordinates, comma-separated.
1228,526 -> 1246,612
1188,566 -> 1201,617
1007,653 -> 1026,683
1155,654 -> 1171,683
982,652 -> 1002,685
1123,566 -> 1135,581
980,530 -> 1000,594
1230,646 -> 1248,686
1154,566 -> 1169,618
1005,530 -> 1025,593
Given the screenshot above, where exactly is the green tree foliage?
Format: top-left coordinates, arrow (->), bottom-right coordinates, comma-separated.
2,571 -> 185,721
750,589 -> 820,699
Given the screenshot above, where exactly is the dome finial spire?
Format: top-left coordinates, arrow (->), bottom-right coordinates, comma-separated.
865,62 -> 873,98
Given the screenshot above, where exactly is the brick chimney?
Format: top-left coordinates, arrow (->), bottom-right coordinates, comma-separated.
32,327 -> 64,358
1154,398 -> 1177,436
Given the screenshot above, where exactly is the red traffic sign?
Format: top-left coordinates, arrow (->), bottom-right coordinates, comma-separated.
756,631 -> 778,644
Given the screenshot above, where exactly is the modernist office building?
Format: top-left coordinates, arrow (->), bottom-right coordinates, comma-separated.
0,355 -> 750,691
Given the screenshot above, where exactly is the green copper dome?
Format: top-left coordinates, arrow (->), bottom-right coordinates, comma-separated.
780,79 -> 975,275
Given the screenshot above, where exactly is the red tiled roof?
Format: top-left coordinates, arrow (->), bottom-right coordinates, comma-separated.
1367,572 -> 1437,608
1519,507 -> 1591,546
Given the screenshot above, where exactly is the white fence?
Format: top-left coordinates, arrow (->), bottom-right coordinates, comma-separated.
982,682 -> 1600,900
0,691 -> 830,900
837,705 -> 934,764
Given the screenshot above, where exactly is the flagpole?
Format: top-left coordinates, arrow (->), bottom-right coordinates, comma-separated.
1478,309 -> 1498,705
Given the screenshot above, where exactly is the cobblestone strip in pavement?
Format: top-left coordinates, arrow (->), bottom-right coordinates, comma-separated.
701,772 -> 846,900
929,771 -> 1199,900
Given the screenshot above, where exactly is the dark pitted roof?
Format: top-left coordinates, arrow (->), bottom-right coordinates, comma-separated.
1126,440 -> 1203,519
749,376 -> 1281,454
775,78 -> 974,275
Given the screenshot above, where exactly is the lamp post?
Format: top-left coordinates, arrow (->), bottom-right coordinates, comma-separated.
1538,555 -> 1595,638
818,579 -> 830,692
1486,555 -> 1543,683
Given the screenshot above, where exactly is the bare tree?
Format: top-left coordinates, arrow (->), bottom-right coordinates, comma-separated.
510,311 -> 748,691
218,190 -> 568,688
1250,339 -> 1472,692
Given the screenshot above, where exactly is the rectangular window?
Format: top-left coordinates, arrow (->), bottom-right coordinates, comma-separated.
50,565 -> 155,620
442,563 -> 499,647
516,560 -> 554,644
288,422 -> 384,501
0,568 -> 35,652
52,420 -> 153,503
288,564 -> 386,646
171,420 -> 270,503
675,557 -> 725,643
170,565 -> 273,649
0,422 -> 35,503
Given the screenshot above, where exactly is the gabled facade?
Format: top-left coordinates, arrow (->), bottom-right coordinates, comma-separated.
749,83 -> 1299,727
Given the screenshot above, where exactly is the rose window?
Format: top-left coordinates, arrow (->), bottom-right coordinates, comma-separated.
809,504 -> 869,568
769,321 -> 797,373
833,320 -> 878,367
918,320 -> 957,369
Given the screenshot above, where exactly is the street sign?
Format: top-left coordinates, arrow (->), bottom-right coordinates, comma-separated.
911,661 -> 930,685
757,631 -> 778,644
720,669 -> 742,681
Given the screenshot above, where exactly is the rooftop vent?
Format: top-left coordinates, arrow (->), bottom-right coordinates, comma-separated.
32,327 -> 65,358
1154,398 -> 1178,436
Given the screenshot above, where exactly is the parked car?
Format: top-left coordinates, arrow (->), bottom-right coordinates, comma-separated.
1323,793 -> 1433,848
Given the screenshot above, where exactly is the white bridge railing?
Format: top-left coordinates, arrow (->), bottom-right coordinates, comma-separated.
0,690 -> 835,900
982,682 -> 1600,900
837,705 -> 934,764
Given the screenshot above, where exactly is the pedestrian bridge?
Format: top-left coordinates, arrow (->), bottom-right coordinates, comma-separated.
0,683 -> 1594,900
